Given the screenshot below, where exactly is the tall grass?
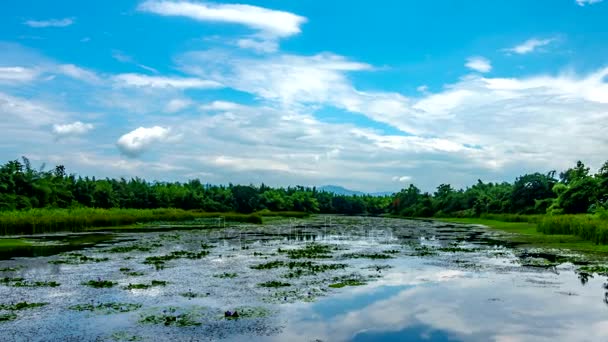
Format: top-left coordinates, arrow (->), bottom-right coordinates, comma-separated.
0,208 -> 265,235
479,213 -> 543,223
537,215 -> 608,245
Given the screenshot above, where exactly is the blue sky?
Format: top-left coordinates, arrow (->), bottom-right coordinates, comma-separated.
1,0 -> 607,192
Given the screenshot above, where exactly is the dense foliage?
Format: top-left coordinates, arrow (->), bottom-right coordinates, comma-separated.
0,157 -> 391,216
390,160 -> 608,217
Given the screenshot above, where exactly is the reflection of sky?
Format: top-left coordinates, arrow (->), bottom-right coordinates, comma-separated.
267,265 -> 608,342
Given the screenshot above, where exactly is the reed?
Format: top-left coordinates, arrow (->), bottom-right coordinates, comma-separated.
537,215 -> 608,245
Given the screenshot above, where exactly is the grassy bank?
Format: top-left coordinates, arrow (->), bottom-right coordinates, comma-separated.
0,238 -> 32,248
432,217 -> 608,254
0,209 -> 309,235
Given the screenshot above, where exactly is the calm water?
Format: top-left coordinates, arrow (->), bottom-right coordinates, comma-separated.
0,216 -> 606,342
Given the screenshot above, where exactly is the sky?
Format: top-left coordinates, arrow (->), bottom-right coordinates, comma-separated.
1,0 -> 608,193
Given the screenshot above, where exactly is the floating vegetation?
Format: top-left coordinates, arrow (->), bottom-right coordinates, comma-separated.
200,243 -> 215,249
108,244 -> 154,253
251,260 -> 284,270
258,280 -> 291,288
281,244 -> 334,259
110,332 -> 143,341
120,268 -> 145,276
0,313 -> 17,322
180,290 -> 209,299
144,250 -> 210,269
411,245 -> 437,256
214,273 -> 238,279
328,279 -> 366,288
49,253 -> 109,265
342,252 -> 394,260
0,302 -> 48,310
223,306 -> 271,320
1,277 -> 60,287
82,279 -> 116,288
283,262 -> 347,278
0,267 -> 21,272
139,307 -> 202,327
364,264 -> 393,272
383,249 -> 400,254
124,280 -> 167,290
69,302 -> 142,314
577,265 -> 608,276
438,247 -> 478,253
264,288 -> 325,303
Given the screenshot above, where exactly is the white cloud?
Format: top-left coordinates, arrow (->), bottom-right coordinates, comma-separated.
113,73 -> 222,89
24,18 -> 74,28
164,98 -> 193,113
138,1 -> 306,38
465,56 -> 492,73
506,38 -> 555,54
0,66 -> 39,83
576,0 -> 603,6
236,38 -> 278,53
392,176 -> 411,183
116,126 -> 174,157
52,121 -> 94,137
58,64 -> 101,84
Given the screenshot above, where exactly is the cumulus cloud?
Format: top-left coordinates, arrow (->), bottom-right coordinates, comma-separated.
138,1 -> 306,38
58,64 -> 101,84
465,56 -> 492,73
113,73 -> 222,89
24,18 -> 74,28
506,38 -> 555,54
576,0 -> 603,6
116,126 -> 174,157
52,121 -> 94,137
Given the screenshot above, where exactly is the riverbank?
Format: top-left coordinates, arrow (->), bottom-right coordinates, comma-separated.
431,217 -> 608,255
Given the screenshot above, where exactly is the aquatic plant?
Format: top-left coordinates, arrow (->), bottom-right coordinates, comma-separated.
124,280 -> 167,290
251,260 -> 285,270
82,279 -> 116,288
179,290 -> 209,299
282,244 -> 334,259
0,313 -> 17,322
214,273 -> 238,279
108,245 -> 153,253
258,280 -> 291,288
49,253 -> 109,264
438,247 -> 478,253
0,302 -> 48,310
139,308 -> 201,327
69,302 -> 142,313
0,267 -> 21,272
1,277 -> 60,287
328,279 -> 366,288
577,265 -> 608,276
342,252 -> 394,259
110,332 -> 143,341
144,250 -> 210,269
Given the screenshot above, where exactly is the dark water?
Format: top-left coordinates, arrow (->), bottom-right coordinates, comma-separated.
0,216 -> 606,341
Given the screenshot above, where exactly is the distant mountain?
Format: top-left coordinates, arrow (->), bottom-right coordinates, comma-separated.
318,185 -> 394,197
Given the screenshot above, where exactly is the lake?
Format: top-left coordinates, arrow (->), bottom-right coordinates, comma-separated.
0,216 -> 606,341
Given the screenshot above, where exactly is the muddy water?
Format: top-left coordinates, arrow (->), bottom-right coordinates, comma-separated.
0,216 -> 606,342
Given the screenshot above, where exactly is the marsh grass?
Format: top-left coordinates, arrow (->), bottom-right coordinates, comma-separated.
0,208 -> 266,235
537,215 -> 608,245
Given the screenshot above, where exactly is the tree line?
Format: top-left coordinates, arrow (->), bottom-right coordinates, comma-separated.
1,157 -> 606,217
